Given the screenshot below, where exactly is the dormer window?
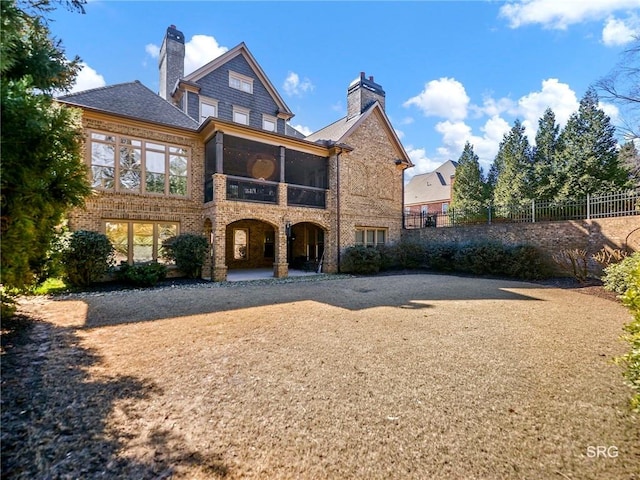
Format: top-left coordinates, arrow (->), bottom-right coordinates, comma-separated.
200,98 -> 218,123
229,71 -> 253,94
233,106 -> 250,125
262,115 -> 277,132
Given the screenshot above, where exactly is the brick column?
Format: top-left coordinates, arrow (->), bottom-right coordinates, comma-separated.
213,173 -> 226,203
273,223 -> 288,278
212,218 -> 227,282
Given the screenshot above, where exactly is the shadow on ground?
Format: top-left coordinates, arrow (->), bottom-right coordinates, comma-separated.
0,315 -> 230,479
55,273 -> 549,328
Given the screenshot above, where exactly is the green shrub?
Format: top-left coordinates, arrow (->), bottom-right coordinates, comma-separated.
603,252 -> 640,294
424,242 -> 458,272
341,246 -> 382,274
609,256 -> 640,412
375,244 -> 397,271
117,262 -> 167,287
162,234 -> 208,278
1,286 -> 17,319
454,242 -> 506,275
507,245 -> 551,280
394,241 -> 427,269
62,230 -> 114,287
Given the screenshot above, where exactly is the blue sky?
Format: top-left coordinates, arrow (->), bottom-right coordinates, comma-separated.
49,0 -> 640,179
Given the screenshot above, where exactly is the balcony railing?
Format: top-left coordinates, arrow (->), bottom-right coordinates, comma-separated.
287,185 -> 326,208
226,176 -> 278,203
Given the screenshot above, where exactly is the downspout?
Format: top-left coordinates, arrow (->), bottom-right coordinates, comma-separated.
336,146 -> 342,272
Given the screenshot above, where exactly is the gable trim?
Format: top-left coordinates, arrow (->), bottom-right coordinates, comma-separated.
183,43 -> 294,120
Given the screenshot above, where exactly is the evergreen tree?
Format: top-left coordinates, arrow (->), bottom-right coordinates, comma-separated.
491,120 -> 533,206
1,0 -> 90,290
532,108 -> 563,199
451,142 -> 488,213
619,141 -> 640,188
557,88 -> 631,198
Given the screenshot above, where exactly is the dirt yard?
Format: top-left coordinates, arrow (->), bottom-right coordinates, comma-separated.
2,273 -> 639,479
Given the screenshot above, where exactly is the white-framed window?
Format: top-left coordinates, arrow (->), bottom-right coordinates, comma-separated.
105,221 -> 178,265
442,203 -> 449,214
355,228 -> 387,247
232,106 -> 250,125
262,115 -> 277,132
229,71 -> 253,94
233,228 -> 248,260
200,99 -> 218,123
89,131 -> 189,196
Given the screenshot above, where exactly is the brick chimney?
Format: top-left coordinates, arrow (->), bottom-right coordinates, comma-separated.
347,72 -> 386,120
159,25 -> 185,101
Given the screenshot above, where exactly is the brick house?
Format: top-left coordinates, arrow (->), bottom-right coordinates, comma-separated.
404,160 -> 458,220
58,25 -> 412,281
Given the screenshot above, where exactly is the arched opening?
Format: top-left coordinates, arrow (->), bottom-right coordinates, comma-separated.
287,221 -> 326,272
225,219 -> 276,271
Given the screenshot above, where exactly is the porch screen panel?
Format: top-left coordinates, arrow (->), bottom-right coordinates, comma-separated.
223,135 -> 280,181
285,150 -> 328,188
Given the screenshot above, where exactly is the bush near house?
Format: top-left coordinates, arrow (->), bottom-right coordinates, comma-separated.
62,230 -> 114,287
162,234 -> 208,278
341,245 -> 382,274
116,262 -> 168,287
603,253 -> 640,412
342,240 -> 550,280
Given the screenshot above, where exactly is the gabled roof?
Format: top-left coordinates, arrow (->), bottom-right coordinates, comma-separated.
405,160 -> 458,205
57,81 -> 199,130
306,102 -> 412,166
183,43 -> 294,120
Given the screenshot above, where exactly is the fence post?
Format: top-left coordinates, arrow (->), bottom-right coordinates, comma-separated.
531,199 -> 535,223
586,194 -> 591,220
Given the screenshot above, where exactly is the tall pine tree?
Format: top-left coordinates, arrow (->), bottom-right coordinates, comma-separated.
619,141 -> 640,188
532,108 -> 563,200
1,0 -> 90,292
557,88 -> 631,198
451,142 -> 487,213
491,120 -> 533,206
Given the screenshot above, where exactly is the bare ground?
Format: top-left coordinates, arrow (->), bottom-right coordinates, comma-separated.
2,273 -> 638,479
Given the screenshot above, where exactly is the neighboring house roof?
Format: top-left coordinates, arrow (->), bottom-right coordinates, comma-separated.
183,42 -> 294,120
306,102 -> 412,166
57,81 -> 199,130
405,160 -> 458,205
285,123 -> 307,139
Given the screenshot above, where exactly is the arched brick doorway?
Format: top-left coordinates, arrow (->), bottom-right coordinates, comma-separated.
226,219 -> 277,271
287,221 -> 326,272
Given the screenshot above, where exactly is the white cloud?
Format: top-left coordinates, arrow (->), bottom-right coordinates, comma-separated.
599,101 -> 621,123
184,35 -> 228,74
145,43 -> 160,58
395,128 -> 405,140
403,77 -> 470,121
516,78 -> 579,136
404,146 -> 442,178
602,15 -> 640,45
69,62 -> 106,93
499,0 -> 640,30
145,34 -> 228,75
291,123 -> 313,136
431,116 -> 510,173
471,95 -> 515,118
283,72 -> 314,97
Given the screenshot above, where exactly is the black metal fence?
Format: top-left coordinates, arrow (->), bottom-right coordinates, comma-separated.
404,189 -> 640,229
